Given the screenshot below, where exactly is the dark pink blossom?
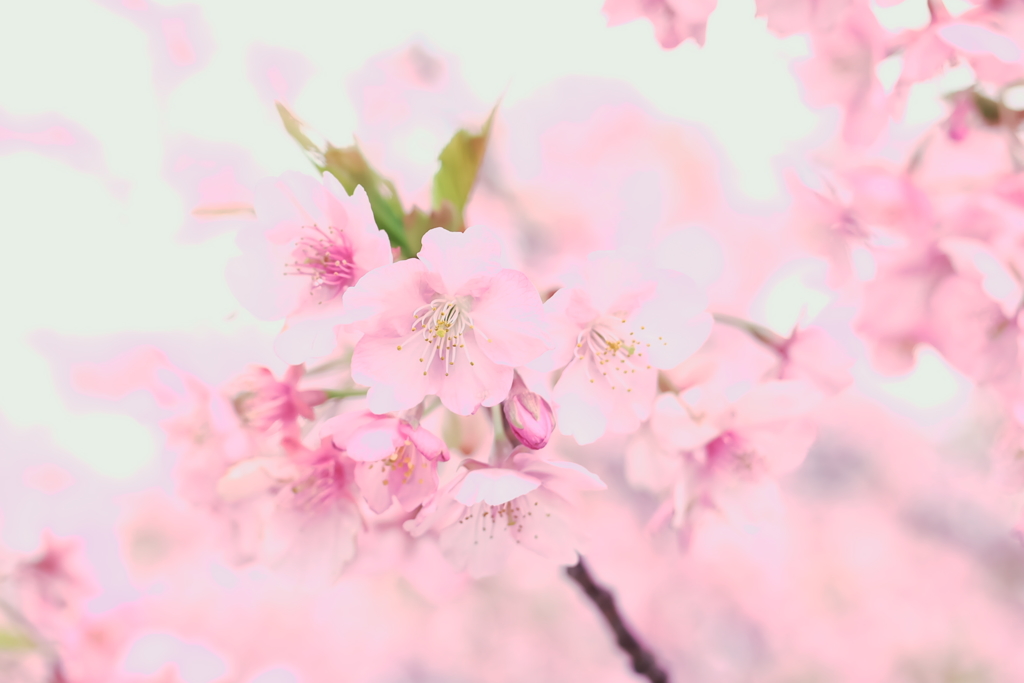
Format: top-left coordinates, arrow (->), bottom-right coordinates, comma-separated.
320,410 -> 450,514
228,364 -> 326,438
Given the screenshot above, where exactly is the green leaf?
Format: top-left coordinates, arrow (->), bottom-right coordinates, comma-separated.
275,102 -> 321,156
323,145 -> 411,258
275,102 -> 416,258
403,204 -> 454,257
323,143 -> 414,257
431,107 -> 496,232
0,629 -> 35,652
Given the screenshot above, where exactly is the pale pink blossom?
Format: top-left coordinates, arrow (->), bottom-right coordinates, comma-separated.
341,226 -> 550,415
792,3 -> 891,146
777,326 -> 855,395
755,0 -> 849,37
217,437 -> 362,583
227,171 -> 393,364
536,252 -> 712,444
319,410 -> 449,514
856,244 -> 953,373
627,382 -> 818,540
13,535 -> 94,630
161,374 -> 255,508
603,0 -> 718,48
406,449 -> 605,577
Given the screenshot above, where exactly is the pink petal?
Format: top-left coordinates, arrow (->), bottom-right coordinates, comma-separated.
273,315 -> 342,364
731,380 -> 820,428
937,22 -> 1021,63
261,498 -> 359,585
438,502 -> 515,577
625,428 -> 682,492
529,287 -> 592,372
322,177 -> 394,274
650,392 -> 719,450
469,269 -> 550,367
551,357 -> 609,445
436,332 -> 514,415
319,411 -> 384,447
340,258 -> 431,331
354,459 -> 395,513
507,490 -> 578,565
417,226 -> 504,295
351,331 -> 433,414
454,468 -> 541,506
346,424 -> 401,462
404,423 -> 449,461
216,456 -> 296,503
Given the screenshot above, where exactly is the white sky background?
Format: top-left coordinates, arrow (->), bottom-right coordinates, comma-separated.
0,0 -> 964,502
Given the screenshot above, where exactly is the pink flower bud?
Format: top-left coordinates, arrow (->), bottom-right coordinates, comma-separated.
503,374 -> 555,449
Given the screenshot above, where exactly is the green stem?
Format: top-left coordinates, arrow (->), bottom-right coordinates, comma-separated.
712,312 -> 786,350
324,388 -> 368,400
491,404 -> 507,444
420,396 -> 442,419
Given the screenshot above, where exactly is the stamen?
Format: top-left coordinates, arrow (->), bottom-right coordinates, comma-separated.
286,224 -> 356,300
403,298 -> 476,378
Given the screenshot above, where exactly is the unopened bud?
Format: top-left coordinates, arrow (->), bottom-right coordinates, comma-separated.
503,374 -> 555,449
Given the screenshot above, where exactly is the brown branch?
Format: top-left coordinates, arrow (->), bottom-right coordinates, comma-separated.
565,557 -> 670,683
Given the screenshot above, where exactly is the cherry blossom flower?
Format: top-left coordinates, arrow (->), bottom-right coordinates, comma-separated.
227,171 -> 393,364
792,2 -> 890,146
856,244 -> 954,374
228,364 -> 326,439
627,382 -> 818,540
603,0 -> 718,48
217,437 -> 363,583
341,226 -> 550,415
13,535 -> 93,629
320,410 -> 449,513
755,0 -> 849,38
406,449 -> 605,577
536,252 -> 712,444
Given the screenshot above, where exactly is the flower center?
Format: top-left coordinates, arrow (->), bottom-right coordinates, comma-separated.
291,456 -> 347,511
575,318 -> 653,390
287,225 -> 356,297
399,298 -> 480,377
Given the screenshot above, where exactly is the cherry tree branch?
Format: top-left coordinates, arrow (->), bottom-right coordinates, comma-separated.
565,557 -> 669,683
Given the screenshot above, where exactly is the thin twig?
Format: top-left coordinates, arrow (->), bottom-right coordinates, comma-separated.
565,557 -> 669,683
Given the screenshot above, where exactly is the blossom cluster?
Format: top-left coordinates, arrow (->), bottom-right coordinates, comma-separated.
13,0 -> 1024,680
188,167 -> 720,578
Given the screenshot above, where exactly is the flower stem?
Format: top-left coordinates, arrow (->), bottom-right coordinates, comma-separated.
565,556 -> 670,683
323,388 -> 368,400
712,312 -> 786,351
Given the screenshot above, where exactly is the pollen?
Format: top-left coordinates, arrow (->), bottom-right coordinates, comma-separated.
404,298 -> 482,378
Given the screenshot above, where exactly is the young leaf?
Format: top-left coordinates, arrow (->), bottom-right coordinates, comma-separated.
0,628 -> 35,652
275,102 -> 417,257
322,144 -> 414,257
431,107 -> 496,232
404,204 -> 454,256
276,102 -> 322,156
